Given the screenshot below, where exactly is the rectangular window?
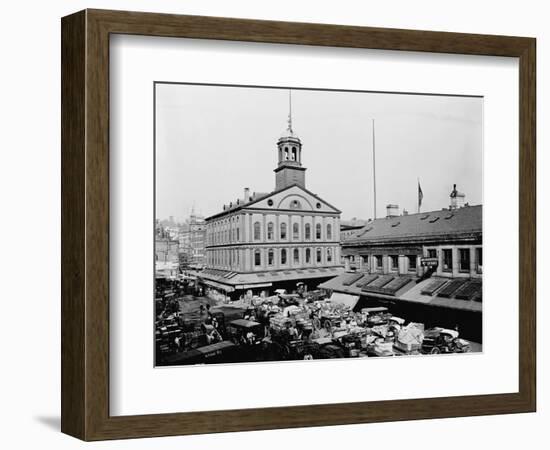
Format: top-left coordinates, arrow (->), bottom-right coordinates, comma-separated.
475,247 -> 483,273
408,255 -> 417,271
390,255 -> 399,271
427,248 -> 437,258
459,248 -> 471,272
375,255 -> 382,271
443,249 -> 453,272
316,248 -> 322,263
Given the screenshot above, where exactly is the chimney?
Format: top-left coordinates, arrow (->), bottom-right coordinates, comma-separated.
386,204 -> 399,218
244,187 -> 250,202
449,184 -> 466,210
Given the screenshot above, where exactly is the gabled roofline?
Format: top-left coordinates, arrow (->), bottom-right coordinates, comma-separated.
205,183 -> 341,221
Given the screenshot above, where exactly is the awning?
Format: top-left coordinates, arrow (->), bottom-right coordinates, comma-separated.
328,292 -> 360,310
200,279 -> 235,292
235,283 -> 273,290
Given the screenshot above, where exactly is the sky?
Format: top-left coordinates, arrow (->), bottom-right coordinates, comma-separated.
155,83 -> 482,222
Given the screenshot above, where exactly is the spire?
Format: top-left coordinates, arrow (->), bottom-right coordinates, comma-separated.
275,89 -> 305,190
287,89 -> 293,134
280,89 -> 299,139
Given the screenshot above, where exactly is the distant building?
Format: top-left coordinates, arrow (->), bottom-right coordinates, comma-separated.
200,104 -> 343,297
155,238 -> 180,278
340,223 -> 365,241
188,212 -> 206,268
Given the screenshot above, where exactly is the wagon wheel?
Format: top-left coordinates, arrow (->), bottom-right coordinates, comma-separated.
312,317 -> 321,330
303,353 -> 314,360
323,319 -> 333,332
430,347 -> 441,354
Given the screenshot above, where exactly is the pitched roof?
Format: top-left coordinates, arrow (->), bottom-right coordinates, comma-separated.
205,183 -> 341,220
318,273 -> 482,312
344,204 -> 482,245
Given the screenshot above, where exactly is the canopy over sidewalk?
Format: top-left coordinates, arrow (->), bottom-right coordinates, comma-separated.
328,292 -> 360,310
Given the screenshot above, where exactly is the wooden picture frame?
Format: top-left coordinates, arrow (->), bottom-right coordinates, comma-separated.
61,9 -> 536,441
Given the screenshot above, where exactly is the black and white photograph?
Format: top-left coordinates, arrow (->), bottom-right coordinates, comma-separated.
154,83 -> 483,366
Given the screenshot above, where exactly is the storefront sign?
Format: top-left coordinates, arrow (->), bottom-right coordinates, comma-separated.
420,257 -> 439,267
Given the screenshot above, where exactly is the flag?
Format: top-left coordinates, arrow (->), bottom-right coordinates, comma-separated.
418,181 -> 423,212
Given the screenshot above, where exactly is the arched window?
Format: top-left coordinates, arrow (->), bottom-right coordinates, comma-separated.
293,248 -> 300,263
316,223 -> 322,240
316,247 -> 322,263
284,147 -> 289,160
327,248 -> 332,262
254,249 -> 261,266
327,224 -> 332,240
280,222 -> 287,240
253,221 -> 261,241
292,222 -> 299,240
291,148 -> 297,160
268,249 -> 274,265
281,249 -> 287,265
305,223 -> 311,240
267,222 -> 274,240
305,248 -> 311,264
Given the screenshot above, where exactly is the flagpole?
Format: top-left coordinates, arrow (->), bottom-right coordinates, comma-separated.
417,177 -> 421,213
372,119 -> 377,219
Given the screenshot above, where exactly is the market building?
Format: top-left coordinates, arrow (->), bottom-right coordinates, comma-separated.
200,106 -> 344,297
319,187 -> 482,342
